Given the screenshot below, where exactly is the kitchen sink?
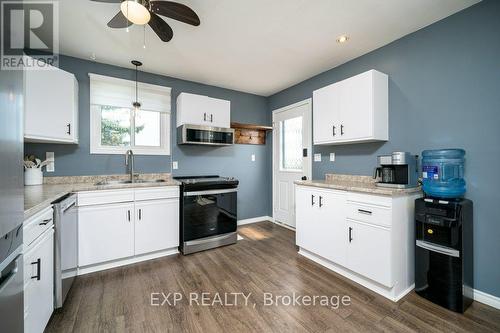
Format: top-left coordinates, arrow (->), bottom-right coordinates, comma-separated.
95,179 -> 167,186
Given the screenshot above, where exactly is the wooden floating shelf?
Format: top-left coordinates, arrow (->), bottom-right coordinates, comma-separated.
231,122 -> 273,145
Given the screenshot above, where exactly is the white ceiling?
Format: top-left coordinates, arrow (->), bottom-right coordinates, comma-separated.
59,0 -> 479,96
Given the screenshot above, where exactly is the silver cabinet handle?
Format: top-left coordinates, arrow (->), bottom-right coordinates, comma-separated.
358,209 -> 372,215
138,208 -> 142,221
319,196 -> 323,207
210,114 -> 213,122
332,125 -> 336,136
311,195 -> 315,206
349,227 -> 353,243
204,113 -> 207,121
67,123 -> 71,135
127,210 -> 131,222
341,124 -> 344,135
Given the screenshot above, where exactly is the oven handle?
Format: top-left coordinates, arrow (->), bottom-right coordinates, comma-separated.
184,189 -> 238,196
416,240 -> 460,258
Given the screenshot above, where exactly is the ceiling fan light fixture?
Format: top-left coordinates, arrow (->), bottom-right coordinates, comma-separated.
336,35 -> 350,44
120,0 -> 151,25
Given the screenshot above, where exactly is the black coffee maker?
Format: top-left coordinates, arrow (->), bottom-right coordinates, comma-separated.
373,152 -> 418,188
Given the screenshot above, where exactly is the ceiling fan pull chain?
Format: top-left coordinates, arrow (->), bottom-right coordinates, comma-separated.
143,25 -> 146,49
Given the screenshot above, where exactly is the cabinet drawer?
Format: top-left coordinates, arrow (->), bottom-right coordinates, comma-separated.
134,186 -> 179,201
77,189 -> 134,206
24,206 -> 54,247
346,202 -> 391,228
347,192 -> 392,208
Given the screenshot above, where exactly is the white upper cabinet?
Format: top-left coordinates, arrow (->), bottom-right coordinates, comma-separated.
24,60 -> 79,144
313,69 -> 388,145
177,92 -> 230,128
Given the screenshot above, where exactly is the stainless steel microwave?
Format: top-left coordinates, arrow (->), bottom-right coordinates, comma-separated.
177,124 -> 234,146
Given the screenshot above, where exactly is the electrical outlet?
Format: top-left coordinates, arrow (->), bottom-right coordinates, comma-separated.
314,153 -> 321,162
172,161 -> 178,170
330,153 -> 335,162
251,154 -> 256,162
46,152 -> 55,172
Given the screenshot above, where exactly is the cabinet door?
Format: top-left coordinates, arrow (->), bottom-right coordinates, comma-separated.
316,190 -> 347,266
78,203 -> 134,266
313,83 -> 341,144
295,186 -> 317,248
296,187 -> 347,265
206,97 -> 230,128
347,219 -> 393,287
339,71 -> 373,141
24,65 -> 78,143
177,93 -> 209,127
135,199 -> 179,255
24,229 -> 54,333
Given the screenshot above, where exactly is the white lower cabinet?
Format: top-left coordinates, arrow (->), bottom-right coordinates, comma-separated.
23,225 -> 54,333
135,199 -> 179,255
78,202 -> 135,266
296,187 -> 347,266
296,185 -> 419,301
346,219 -> 392,287
77,187 -> 179,271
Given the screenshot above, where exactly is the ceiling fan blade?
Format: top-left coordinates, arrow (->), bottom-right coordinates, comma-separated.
150,1 -> 200,26
148,13 -> 173,42
107,11 -> 133,29
90,0 -> 122,3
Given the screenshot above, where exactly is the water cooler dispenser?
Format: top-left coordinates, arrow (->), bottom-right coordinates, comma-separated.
415,149 -> 473,313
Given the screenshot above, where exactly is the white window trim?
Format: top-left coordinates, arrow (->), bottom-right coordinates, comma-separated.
89,74 -> 171,156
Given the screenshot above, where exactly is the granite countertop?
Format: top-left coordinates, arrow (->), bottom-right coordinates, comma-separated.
24,174 -> 180,220
294,174 -> 422,197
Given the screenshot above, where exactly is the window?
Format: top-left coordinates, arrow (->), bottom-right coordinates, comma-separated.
280,116 -> 303,171
89,74 -> 171,155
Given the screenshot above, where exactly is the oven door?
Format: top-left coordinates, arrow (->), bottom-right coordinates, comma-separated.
182,189 -> 237,241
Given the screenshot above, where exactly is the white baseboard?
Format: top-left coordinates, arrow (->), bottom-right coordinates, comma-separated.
474,288 -> 500,309
237,216 -> 273,226
272,219 -> 296,231
77,248 -> 178,276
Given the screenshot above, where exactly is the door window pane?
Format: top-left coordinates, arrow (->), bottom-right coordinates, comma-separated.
135,110 -> 161,147
281,116 -> 303,170
100,106 -> 131,146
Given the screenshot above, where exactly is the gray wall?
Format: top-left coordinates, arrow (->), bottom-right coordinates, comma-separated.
25,56 -> 272,220
268,0 -> 500,297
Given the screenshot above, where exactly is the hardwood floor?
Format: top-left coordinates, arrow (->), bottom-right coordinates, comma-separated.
46,221 -> 500,333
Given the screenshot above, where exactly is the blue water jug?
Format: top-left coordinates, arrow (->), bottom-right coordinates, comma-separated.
421,149 -> 466,199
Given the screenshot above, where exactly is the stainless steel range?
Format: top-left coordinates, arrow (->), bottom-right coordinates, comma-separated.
175,176 -> 238,255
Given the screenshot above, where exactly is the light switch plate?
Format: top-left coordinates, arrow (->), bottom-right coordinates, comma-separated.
314,153 -> 321,162
172,161 -> 178,170
46,152 -> 55,172
251,154 -> 256,162
330,153 -> 335,162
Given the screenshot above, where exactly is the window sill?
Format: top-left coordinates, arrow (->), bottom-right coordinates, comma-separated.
90,147 -> 170,156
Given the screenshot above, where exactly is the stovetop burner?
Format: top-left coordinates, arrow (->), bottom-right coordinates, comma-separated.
174,175 -> 239,191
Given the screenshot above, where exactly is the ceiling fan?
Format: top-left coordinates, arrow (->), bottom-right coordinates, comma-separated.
91,0 -> 200,42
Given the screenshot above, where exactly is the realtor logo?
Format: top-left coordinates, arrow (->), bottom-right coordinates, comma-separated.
1,1 -> 59,70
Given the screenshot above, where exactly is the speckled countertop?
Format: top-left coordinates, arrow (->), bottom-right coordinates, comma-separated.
294,174 -> 422,196
24,173 -> 179,220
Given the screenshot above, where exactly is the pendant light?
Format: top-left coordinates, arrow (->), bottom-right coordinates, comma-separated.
131,60 -> 142,113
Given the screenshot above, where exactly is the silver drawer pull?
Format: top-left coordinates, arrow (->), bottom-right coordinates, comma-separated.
358,209 -> 372,215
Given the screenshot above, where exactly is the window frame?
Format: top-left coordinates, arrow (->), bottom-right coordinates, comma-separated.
89,74 -> 171,156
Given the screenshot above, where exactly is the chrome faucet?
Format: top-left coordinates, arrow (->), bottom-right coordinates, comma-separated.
125,149 -> 135,182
